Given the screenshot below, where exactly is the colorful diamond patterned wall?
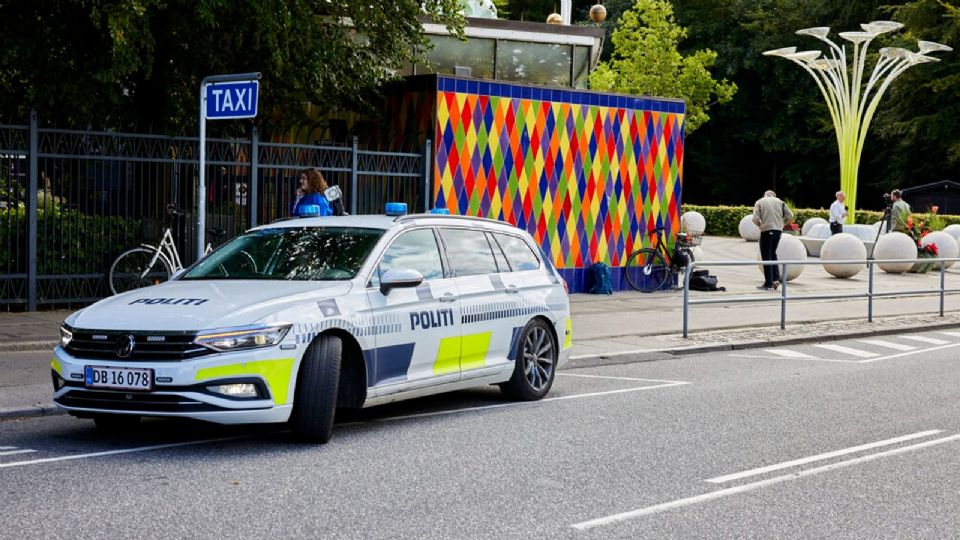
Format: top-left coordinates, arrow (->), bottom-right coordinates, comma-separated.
432,77 -> 685,292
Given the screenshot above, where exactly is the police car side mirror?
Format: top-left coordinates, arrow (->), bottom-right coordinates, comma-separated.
380,268 -> 424,295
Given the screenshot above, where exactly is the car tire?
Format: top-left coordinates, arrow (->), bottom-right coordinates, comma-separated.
290,334 -> 342,444
92,414 -> 141,433
500,318 -> 557,401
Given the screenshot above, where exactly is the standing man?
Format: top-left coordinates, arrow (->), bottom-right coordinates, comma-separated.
829,191 -> 847,235
890,189 -> 911,233
752,190 -> 794,290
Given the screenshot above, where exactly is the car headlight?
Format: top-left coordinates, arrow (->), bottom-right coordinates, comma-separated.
59,326 -> 73,348
194,324 -> 291,352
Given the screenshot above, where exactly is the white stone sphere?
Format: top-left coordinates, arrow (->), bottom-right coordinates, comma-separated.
691,246 -> 705,262
820,233 -> 866,278
921,231 -> 959,269
802,217 -> 828,237
874,232 -> 916,274
943,224 -> 960,243
681,211 -> 706,235
756,234 -> 806,281
738,215 -> 760,242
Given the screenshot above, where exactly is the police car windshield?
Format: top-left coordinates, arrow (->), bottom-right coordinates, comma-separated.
182,227 -> 384,281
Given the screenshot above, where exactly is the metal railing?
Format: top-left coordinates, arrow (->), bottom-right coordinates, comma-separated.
1,113 -> 432,310
681,258 -> 960,337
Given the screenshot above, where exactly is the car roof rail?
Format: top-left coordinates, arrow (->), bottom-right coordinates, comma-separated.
395,213 -> 510,227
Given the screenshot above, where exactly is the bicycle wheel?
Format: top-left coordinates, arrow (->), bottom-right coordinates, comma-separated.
109,247 -> 173,295
624,248 -> 669,293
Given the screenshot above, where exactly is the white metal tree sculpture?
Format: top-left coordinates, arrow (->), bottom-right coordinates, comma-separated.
764,21 -> 951,222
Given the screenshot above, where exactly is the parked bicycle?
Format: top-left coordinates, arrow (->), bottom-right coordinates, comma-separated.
108,205 -> 240,295
624,225 -> 699,293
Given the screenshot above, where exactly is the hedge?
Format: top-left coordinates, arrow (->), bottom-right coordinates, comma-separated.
682,204 -> 960,237
0,206 -> 141,275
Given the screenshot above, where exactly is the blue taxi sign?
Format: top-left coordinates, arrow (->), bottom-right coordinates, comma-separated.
205,80 -> 259,120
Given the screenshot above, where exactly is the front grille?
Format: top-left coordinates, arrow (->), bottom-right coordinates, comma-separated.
64,330 -> 213,361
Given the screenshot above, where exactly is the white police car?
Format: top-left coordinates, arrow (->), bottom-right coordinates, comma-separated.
53,205 -> 572,443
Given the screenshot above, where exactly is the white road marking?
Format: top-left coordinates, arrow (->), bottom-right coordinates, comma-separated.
762,349 -> 815,358
857,339 -> 917,352
812,343 -> 880,358
729,353 -> 859,364
376,381 -> 692,423
558,373 -> 688,384
936,331 -> 960,338
570,432 -> 960,530
704,429 -> 943,484
859,342 -> 960,364
0,436 -> 249,469
899,335 -> 950,345
0,449 -> 37,457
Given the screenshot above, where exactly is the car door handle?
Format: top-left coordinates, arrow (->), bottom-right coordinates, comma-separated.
505,285 -> 520,294
439,294 -> 458,303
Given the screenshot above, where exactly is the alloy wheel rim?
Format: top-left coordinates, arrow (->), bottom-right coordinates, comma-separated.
523,326 -> 555,391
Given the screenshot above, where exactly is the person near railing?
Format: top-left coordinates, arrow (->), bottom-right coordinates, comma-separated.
890,189 -> 911,233
292,168 -> 333,217
829,191 -> 848,235
752,190 -> 795,291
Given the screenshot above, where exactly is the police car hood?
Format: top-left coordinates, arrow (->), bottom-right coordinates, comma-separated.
68,280 -> 352,331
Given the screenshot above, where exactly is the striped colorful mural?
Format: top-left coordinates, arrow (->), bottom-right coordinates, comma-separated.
431,76 -> 685,292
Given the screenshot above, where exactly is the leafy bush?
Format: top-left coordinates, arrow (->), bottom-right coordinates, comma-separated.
0,206 -> 141,275
682,204 -> 960,237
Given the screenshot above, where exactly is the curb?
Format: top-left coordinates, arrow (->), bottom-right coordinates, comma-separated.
0,341 -> 58,353
0,404 -> 65,420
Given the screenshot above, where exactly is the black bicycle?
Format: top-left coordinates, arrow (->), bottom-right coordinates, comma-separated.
624,226 -> 699,292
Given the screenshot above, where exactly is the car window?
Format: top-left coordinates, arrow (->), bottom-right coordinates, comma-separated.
486,232 -> 511,272
182,227 -> 383,281
440,228 -> 499,277
494,233 -> 541,271
377,228 -> 444,283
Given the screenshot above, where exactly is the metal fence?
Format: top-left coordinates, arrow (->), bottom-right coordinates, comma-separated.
1,112 -> 432,310
681,258 -> 960,337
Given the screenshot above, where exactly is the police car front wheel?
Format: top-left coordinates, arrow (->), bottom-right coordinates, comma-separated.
290,334 -> 342,444
500,319 -> 557,401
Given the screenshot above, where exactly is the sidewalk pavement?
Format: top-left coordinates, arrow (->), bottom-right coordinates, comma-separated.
4,235 -> 960,418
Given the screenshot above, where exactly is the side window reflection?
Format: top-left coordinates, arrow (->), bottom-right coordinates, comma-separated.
378,229 -> 444,283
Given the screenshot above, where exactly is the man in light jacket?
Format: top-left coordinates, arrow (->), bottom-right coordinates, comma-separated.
752,190 -> 795,290
829,191 -> 847,235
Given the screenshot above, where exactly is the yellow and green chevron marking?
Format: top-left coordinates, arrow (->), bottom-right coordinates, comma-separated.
195,358 -> 295,405
434,332 -> 492,375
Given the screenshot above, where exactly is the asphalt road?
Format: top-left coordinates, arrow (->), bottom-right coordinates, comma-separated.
4,330 -> 960,539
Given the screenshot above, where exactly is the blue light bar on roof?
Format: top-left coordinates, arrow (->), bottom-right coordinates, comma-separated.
385,202 -> 407,216
297,204 -> 321,217
430,208 -> 450,215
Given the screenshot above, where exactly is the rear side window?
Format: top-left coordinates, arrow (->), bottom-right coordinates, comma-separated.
440,228 -> 498,277
494,233 -> 541,271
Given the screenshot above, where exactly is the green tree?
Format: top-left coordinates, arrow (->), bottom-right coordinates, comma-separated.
0,0 -> 465,133
588,0 -> 737,133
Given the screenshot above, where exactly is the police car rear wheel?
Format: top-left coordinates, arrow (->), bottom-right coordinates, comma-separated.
500,319 -> 556,401
92,414 -> 141,433
290,334 -> 342,444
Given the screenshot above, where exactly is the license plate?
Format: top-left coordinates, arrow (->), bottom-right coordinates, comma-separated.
84,366 -> 154,391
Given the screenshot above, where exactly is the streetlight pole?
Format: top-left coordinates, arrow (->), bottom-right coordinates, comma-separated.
764,21 -> 951,223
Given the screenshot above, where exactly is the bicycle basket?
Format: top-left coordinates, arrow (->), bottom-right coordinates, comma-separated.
678,231 -> 703,247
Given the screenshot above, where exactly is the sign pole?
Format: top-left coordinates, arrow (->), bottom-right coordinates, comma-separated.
197,85 -> 207,260
197,72 -> 261,261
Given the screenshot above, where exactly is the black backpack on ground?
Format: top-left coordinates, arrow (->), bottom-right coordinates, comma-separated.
689,269 -> 725,292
